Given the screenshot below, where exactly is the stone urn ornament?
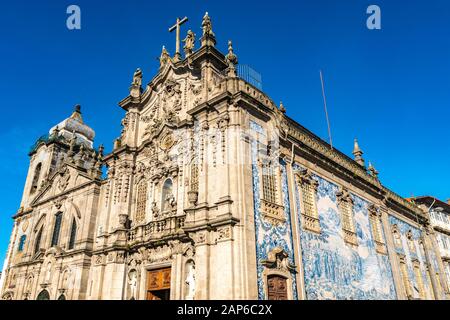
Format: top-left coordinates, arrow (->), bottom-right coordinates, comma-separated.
187,190 -> 198,207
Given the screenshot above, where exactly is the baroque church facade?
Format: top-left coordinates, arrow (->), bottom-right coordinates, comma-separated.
1,13 -> 449,300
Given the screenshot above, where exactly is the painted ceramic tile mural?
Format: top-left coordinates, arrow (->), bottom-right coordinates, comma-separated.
388,215 -> 434,299
293,164 -> 397,300
250,121 -> 298,300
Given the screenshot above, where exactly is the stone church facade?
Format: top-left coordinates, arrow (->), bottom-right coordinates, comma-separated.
1,13 -> 449,300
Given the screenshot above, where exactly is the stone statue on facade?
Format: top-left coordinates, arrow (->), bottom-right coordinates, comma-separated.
185,262 -> 196,300
183,30 -> 196,56
201,12 -> 216,46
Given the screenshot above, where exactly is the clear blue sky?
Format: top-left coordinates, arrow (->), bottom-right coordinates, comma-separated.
1,1 -> 449,266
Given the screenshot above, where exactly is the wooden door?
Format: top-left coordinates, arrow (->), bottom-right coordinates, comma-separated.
267,275 -> 288,300
146,268 -> 171,300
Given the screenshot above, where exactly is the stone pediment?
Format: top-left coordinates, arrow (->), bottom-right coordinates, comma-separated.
30,163 -> 94,206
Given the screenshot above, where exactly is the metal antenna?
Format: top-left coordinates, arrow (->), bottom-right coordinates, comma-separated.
320,70 -> 333,150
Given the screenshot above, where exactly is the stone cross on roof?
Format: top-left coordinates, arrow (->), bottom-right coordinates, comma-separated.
169,16 -> 188,62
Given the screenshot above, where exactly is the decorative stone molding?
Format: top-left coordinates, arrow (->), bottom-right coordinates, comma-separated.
260,199 -> 285,225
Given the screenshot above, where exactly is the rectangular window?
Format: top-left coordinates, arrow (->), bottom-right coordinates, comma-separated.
338,197 -> 357,246
18,235 -> 26,252
136,182 -> 148,223
302,183 -> 316,218
190,163 -> 199,192
340,201 -> 353,231
262,164 -> 277,204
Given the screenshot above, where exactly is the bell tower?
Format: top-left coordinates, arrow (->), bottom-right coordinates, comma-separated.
19,105 -> 96,210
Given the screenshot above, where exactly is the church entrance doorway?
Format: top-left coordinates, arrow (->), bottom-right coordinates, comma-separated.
267,275 -> 288,300
146,267 -> 171,300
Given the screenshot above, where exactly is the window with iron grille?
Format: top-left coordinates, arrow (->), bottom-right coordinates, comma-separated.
190,163 -> 199,192
340,201 -> 353,231
136,181 -> 148,223
262,164 -> 277,204
302,183 -> 317,218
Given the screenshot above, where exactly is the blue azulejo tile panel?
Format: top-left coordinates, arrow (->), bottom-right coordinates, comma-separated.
293,164 -> 397,300
388,215 -> 435,299
250,121 -> 298,300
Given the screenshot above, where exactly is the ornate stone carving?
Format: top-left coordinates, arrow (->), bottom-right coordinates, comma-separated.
187,190 -> 198,207
216,226 -> 232,242
159,46 -> 171,69
196,231 -> 207,245
130,68 -> 142,98
261,247 -> 296,273
57,167 -> 71,192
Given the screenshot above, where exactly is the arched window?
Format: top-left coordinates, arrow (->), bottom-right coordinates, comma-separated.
34,227 -> 43,255
51,212 -> 63,247
68,217 -> 77,250
161,179 -> 174,212
36,290 -> 50,300
18,235 -> 26,252
30,163 -> 42,194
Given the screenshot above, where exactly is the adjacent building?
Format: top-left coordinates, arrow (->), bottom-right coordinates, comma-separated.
1,13 -> 448,300
412,196 -> 450,289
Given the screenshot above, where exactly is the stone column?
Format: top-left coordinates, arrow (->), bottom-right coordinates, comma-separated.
379,206 -> 407,300
193,230 -> 210,299
285,155 -> 306,300
424,226 -> 450,299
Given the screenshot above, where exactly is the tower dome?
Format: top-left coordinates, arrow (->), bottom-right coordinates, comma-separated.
49,105 -> 95,148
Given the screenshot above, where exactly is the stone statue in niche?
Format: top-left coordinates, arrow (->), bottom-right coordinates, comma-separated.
184,261 -> 196,300
128,270 -> 138,299
45,262 -> 52,283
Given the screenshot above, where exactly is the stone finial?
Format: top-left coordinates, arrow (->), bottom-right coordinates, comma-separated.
279,101 -> 286,114
201,12 -> 216,47
225,40 -> 238,77
352,138 -> 365,167
113,138 -> 122,150
225,40 -> 238,65
70,105 -> 83,123
159,46 -> 171,69
130,68 -> 143,98
98,144 -> 105,157
183,30 -> 196,57
52,126 -> 60,137
368,161 -> 379,179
